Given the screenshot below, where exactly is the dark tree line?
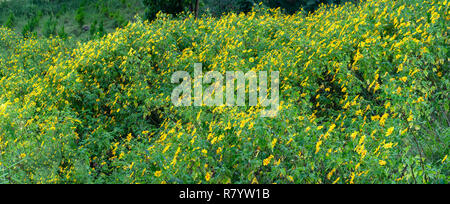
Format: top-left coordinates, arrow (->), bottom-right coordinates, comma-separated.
0,0 -> 360,38
144,0 -> 360,20
143,0 -> 201,20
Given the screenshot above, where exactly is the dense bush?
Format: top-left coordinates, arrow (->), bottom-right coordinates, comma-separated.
198,0 -> 359,16
0,0 -> 448,184
43,17 -> 57,37
203,0 -> 254,16
143,0 -> 199,20
21,14 -> 40,37
5,12 -> 15,29
75,7 -> 86,28
0,0 -> 357,38
57,24 -> 68,39
263,0 -> 358,13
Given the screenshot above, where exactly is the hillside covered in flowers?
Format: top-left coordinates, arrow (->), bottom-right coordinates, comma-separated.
0,0 -> 448,183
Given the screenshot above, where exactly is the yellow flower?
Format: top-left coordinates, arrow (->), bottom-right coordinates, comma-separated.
328,124 -> 336,132
275,159 -> 281,166
380,113 -> 389,126
126,133 -> 133,142
205,172 -> 211,182
287,176 -> 294,182
400,128 -> 408,135
385,101 -> 391,109
351,131 -> 358,140
407,115 -> 413,122
332,177 -> 340,184
327,168 -> 336,180
379,160 -> 387,166
305,127 -> 311,132
263,155 -> 274,166
271,138 -> 278,148
396,87 -> 402,95
442,155 -> 448,164
371,115 -> 380,121
315,140 -> 322,154
162,143 -> 171,153
196,110 -> 202,121
0,102 -> 7,113
154,170 -> 162,177
383,143 -> 393,149
386,127 -> 394,136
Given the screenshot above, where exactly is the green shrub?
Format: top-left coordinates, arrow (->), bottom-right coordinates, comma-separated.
21,15 -> 40,37
143,0 -> 195,20
98,20 -> 105,37
90,20 -> 98,36
5,12 -> 16,29
75,6 -> 85,28
43,17 -> 57,37
58,25 -> 68,39
0,0 -> 448,184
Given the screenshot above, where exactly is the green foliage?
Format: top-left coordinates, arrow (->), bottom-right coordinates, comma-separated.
204,0 -> 254,15
0,0 -> 143,39
143,0 -> 197,20
1,0 -> 356,39
204,0 -> 358,16
144,0 -> 180,20
111,12 -> 127,28
21,15 -> 40,37
75,6 -> 85,28
0,0 -> 448,184
5,12 -> 15,29
43,17 -> 57,37
90,20 -> 98,36
58,24 -> 68,39
98,20 -> 105,37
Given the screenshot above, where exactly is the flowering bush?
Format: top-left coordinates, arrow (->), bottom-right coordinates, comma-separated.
0,0 -> 448,183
